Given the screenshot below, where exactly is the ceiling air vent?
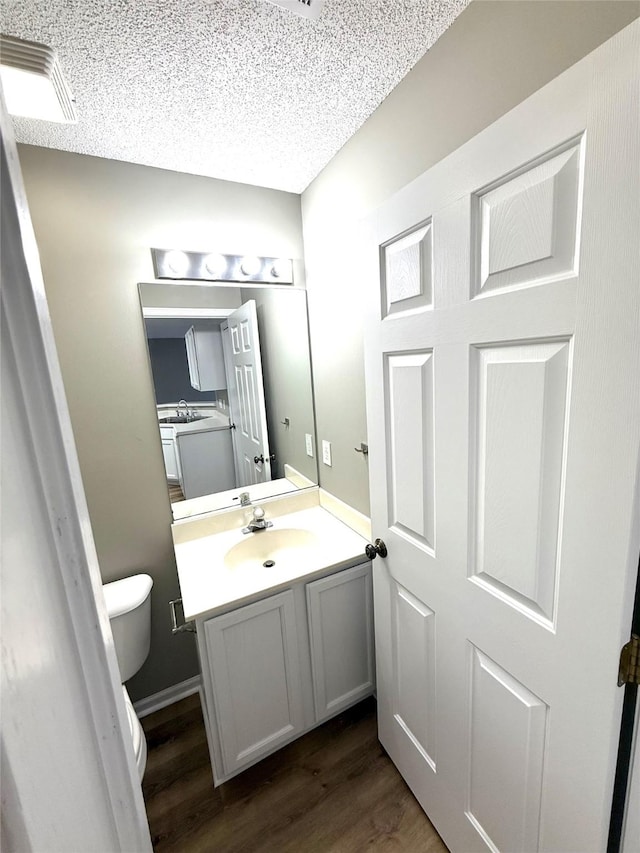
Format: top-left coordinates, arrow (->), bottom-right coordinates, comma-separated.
0,34 -> 77,123
263,0 -> 325,21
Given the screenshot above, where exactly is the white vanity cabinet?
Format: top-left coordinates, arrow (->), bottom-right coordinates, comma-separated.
196,559 -> 374,785
185,325 -> 226,392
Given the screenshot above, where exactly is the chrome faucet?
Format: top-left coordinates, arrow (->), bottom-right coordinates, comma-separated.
242,505 -> 273,534
176,399 -> 189,418
239,492 -> 251,507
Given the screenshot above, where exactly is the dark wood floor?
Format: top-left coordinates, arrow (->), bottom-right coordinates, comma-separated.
168,482 -> 185,503
142,693 -> 448,852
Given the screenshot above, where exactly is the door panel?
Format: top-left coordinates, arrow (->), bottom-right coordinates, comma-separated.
385,351 -> 435,550
472,137 -> 583,296
469,338 -> 571,625
392,583 -> 437,770
381,220 -> 433,316
466,646 -> 548,853
365,23 -> 639,853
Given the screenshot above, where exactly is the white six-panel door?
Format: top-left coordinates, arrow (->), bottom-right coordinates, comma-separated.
364,23 -> 639,853
225,299 -> 272,486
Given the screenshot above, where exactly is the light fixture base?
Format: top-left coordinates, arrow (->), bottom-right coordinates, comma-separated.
151,249 -> 294,285
263,0 -> 325,21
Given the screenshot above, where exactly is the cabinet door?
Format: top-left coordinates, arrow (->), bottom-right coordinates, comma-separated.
184,326 -> 200,389
306,563 -> 375,723
204,590 -> 304,776
185,326 -> 226,392
161,438 -> 179,481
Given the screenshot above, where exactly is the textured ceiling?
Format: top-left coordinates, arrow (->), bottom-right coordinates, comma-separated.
1,0 -> 467,192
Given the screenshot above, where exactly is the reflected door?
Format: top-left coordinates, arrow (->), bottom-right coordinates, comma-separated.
365,26 -> 639,853
224,300 -> 272,486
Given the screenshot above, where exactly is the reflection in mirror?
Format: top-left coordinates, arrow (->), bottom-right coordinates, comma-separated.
139,282 -> 318,519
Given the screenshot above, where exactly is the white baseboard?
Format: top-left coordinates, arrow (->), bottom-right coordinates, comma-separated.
133,675 -> 202,718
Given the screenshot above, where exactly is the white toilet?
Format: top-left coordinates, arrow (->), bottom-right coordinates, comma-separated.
102,573 -> 153,780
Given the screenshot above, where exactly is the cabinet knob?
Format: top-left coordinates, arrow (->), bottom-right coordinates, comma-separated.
365,538 -> 387,560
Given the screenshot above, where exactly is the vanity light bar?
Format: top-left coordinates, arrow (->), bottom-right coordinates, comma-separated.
151,249 -> 294,284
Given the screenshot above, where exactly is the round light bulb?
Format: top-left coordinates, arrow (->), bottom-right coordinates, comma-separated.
240,256 -> 262,276
202,253 -> 227,279
165,250 -> 190,277
270,259 -> 291,279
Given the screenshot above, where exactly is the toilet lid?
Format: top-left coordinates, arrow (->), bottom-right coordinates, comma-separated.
103,574 -> 153,619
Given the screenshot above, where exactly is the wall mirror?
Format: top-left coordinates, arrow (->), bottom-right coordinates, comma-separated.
138,281 -> 318,520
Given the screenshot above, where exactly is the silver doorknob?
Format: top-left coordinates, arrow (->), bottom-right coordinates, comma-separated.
365,538 -> 387,559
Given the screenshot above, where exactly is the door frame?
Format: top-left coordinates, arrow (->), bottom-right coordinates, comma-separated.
1,101 -> 151,848
613,553 -> 640,852
621,697 -> 640,852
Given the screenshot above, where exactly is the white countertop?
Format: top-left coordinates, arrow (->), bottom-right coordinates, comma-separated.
159,409 -> 231,436
174,505 -> 368,621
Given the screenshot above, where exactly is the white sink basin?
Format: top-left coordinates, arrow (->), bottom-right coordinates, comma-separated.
224,528 -> 320,569
174,504 -> 370,619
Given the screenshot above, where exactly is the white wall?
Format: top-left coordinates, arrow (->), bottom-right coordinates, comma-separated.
17,146 -> 305,700
301,0 -> 639,515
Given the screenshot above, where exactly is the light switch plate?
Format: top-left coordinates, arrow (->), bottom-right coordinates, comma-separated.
305,433 -> 314,457
322,439 -> 332,466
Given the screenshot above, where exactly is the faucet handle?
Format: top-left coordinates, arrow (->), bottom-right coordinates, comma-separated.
253,506 -> 265,520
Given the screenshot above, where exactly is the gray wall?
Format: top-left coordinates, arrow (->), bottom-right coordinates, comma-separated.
139,282 -> 243,311
18,146 -> 304,701
146,337 -> 218,405
301,0 -> 639,516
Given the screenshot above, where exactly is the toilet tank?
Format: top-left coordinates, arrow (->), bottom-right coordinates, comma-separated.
102,574 -> 153,683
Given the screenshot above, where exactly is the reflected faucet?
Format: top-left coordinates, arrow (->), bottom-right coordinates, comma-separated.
242,505 -> 273,534
239,492 -> 251,506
